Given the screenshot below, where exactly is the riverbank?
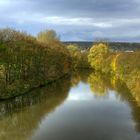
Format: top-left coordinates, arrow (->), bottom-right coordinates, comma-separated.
88,43 -> 140,104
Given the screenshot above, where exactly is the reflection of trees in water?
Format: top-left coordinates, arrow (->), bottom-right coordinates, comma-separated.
0,76 -> 71,140
129,79 -> 140,106
71,69 -> 92,87
111,74 -> 140,106
131,102 -> 140,133
113,79 -> 140,134
88,72 -> 140,134
0,70 -> 140,139
88,72 -> 111,97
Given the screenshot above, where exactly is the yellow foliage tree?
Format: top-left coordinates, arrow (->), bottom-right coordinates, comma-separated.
37,29 -> 59,44
88,43 -> 110,71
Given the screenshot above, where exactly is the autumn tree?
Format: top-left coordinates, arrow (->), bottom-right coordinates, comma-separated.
0,28 -> 36,43
88,43 -> 110,71
37,29 -> 59,44
67,44 -> 81,68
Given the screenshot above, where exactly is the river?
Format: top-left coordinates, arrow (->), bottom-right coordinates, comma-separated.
0,70 -> 140,140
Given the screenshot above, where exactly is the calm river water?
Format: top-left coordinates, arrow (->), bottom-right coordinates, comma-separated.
0,70 -> 140,140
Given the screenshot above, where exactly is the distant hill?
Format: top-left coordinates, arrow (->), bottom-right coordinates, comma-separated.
64,41 -> 93,49
64,41 -> 140,51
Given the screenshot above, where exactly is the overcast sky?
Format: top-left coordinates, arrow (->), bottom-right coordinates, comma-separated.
0,0 -> 140,41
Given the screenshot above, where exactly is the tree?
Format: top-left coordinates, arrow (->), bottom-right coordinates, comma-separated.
67,44 -> 81,68
67,44 -> 80,53
0,28 -> 36,43
88,43 -> 110,71
37,29 -> 59,44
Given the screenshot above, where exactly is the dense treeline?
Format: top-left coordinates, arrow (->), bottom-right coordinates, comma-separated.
0,28 -> 71,99
0,28 -> 139,100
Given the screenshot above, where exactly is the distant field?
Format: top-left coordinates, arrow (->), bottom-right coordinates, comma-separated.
64,41 -> 140,51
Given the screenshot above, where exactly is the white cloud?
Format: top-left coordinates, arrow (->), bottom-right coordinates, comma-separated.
67,82 -> 94,101
40,17 -> 112,28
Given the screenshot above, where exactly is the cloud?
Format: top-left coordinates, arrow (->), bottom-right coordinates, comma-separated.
0,0 -> 140,41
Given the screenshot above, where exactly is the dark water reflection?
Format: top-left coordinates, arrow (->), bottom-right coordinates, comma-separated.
0,70 -> 140,140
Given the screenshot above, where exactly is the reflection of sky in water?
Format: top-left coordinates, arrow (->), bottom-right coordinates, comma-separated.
67,82 -> 118,101
30,81 -> 140,140
67,82 -> 94,100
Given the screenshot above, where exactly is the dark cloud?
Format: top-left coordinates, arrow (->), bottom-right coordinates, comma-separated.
30,0 -> 140,18
0,0 -> 140,41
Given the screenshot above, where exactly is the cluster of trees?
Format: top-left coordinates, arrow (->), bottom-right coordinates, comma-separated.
88,42 -> 140,76
67,44 -> 90,69
0,28 -> 71,98
88,42 -> 140,101
0,28 -> 139,100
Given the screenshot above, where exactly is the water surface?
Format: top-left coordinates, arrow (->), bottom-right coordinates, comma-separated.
0,71 -> 140,140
